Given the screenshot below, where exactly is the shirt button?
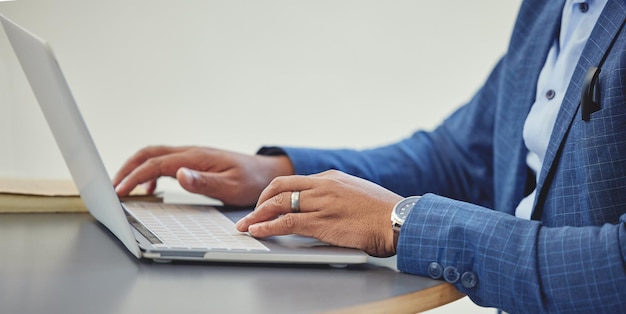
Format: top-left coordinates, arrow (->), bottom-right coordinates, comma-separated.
579,2 -> 589,13
461,271 -> 478,289
427,262 -> 443,279
443,266 -> 460,283
545,89 -> 556,100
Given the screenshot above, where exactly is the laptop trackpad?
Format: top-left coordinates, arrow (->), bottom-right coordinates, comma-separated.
264,235 -> 330,249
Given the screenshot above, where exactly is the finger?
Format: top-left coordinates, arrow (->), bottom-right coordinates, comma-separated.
234,191 -> 294,231
113,146 -> 166,186
255,175 -> 315,207
114,150 -> 195,196
236,175 -> 323,232
246,213 -> 315,238
176,167 -> 224,196
176,167 -> 201,192
113,146 -> 190,186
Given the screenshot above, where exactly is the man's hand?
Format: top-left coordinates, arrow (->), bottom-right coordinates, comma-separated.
113,146 -> 294,206
236,170 -> 403,257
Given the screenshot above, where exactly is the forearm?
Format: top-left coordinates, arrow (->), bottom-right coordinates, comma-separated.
260,122 -> 494,207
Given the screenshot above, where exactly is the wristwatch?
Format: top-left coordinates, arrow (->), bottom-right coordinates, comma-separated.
391,196 -> 421,246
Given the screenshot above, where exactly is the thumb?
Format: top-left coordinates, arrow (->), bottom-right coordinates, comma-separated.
176,167 -> 210,194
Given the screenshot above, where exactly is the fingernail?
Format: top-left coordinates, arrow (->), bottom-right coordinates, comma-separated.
180,167 -> 197,186
248,224 -> 258,235
235,213 -> 251,229
114,179 -> 126,193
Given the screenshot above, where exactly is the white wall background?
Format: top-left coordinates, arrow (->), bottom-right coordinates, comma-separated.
0,0 -> 521,179
0,1 -> 522,312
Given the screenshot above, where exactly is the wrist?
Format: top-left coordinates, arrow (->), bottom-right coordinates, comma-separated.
391,196 -> 421,250
256,147 -> 295,177
270,155 -> 295,177
257,155 -> 295,177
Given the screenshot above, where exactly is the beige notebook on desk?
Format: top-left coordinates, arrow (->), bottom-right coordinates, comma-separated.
0,178 -> 160,213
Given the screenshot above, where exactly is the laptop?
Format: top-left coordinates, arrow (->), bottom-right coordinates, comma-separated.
0,13 -> 368,265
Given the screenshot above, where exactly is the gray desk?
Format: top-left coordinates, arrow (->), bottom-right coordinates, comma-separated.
0,213 -> 463,314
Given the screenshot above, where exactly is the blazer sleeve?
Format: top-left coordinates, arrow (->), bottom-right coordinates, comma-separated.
397,193 -> 626,313
258,59 -> 504,209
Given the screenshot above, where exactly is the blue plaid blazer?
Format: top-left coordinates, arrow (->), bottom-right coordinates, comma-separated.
269,0 -> 626,312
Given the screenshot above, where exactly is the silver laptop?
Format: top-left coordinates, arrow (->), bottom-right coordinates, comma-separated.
1,13 -> 367,265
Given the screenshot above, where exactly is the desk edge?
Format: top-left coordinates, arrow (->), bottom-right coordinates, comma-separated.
324,282 -> 465,314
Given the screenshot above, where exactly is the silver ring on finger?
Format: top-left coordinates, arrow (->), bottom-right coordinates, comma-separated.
290,191 -> 301,213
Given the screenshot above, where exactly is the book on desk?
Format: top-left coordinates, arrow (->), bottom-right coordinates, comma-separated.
0,178 -> 162,213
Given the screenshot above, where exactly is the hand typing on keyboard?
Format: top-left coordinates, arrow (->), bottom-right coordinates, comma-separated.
236,170 -> 402,257
113,146 -> 294,207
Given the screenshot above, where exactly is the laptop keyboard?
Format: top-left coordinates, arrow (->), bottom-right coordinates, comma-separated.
123,202 -> 269,252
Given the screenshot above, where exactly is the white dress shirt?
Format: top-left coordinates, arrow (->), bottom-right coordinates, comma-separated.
515,0 -> 607,219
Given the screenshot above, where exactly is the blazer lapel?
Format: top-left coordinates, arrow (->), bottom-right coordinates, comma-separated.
533,0 -> 626,216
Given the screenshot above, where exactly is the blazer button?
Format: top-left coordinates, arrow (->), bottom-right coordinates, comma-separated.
427,262 -> 443,279
461,271 -> 478,289
443,266 -> 460,283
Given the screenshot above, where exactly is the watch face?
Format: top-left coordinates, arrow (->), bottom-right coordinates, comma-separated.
395,200 -> 416,220
394,196 -> 421,222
